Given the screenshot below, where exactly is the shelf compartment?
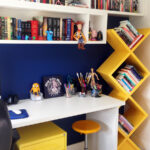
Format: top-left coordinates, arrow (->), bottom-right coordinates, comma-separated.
121,97 -> 148,137
99,73 -> 128,101
88,14 -> 107,43
112,53 -> 149,95
118,131 -> 126,147
118,139 -> 140,150
131,29 -> 150,52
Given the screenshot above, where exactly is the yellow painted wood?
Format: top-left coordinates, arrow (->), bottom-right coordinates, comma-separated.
15,122 -> 67,150
97,28 -> 150,150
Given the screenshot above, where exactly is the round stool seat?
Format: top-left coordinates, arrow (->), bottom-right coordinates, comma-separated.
72,120 -> 101,135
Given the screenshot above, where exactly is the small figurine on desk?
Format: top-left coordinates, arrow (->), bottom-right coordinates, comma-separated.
30,83 -> 43,101
73,21 -> 86,50
47,31 -> 53,41
25,35 -> 29,40
87,68 -> 102,97
76,72 -> 87,97
97,31 -> 103,41
64,83 -> 71,98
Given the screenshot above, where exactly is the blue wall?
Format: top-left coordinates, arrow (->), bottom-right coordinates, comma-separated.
0,16 -> 127,145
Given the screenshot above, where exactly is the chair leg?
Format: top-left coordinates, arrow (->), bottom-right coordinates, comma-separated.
84,134 -> 88,150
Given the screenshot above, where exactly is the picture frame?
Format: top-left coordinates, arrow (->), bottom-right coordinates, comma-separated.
43,75 -> 64,98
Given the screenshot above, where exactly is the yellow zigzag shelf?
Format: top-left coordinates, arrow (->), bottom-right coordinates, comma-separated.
97,29 -> 150,150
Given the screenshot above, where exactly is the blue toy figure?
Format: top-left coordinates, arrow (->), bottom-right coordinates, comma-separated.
25,35 -> 29,40
46,31 -> 53,41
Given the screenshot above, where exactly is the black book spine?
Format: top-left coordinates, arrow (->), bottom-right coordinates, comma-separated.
12,18 -> 16,39
21,21 -> 25,38
0,17 -> 2,39
62,19 -> 65,40
27,21 -> 31,38
47,17 -> 53,31
53,18 -> 57,40
46,0 -> 49,3
40,0 -> 43,3
56,18 -> 60,40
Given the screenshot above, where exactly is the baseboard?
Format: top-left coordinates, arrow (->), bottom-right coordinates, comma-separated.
67,142 -> 84,150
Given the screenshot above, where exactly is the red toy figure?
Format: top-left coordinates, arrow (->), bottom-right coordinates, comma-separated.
73,21 -> 86,50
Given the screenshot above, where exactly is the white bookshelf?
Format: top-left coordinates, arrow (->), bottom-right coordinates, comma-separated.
0,0 -> 145,44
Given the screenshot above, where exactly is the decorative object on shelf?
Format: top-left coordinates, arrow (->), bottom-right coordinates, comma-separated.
30,83 -> 43,101
55,0 -> 63,5
76,72 -> 87,97
25,35 -> 29,40
68,0 -> 88,8
87,68 -> 102,97
5,95 -> 19,105
91,29 -> 97,41
43,76 -> 64,98
46,30 -> 53,41
97,31 -> 103,41
66,75 -> 76,95
73,21 -> 86,50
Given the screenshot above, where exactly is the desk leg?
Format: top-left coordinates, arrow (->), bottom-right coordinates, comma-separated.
86,107 -> 119,150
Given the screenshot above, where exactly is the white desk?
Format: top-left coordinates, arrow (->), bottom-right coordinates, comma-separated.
8,95 -> 125,150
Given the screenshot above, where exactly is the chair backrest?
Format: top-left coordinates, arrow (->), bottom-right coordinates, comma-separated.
0,100 -> 12,150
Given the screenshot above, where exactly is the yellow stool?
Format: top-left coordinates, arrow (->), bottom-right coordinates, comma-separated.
72,120 -> 101,150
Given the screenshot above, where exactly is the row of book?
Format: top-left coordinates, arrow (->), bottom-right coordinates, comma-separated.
0,16 -> 77,41
91,0 -> 138,12
19,0 -> 66,5
119,114 -> 134,134
115,20 -> 144,49
116,64 -> 143,93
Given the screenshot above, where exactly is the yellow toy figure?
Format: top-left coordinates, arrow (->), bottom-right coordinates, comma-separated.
30,83 -> 40,96
73,21 -> 86,50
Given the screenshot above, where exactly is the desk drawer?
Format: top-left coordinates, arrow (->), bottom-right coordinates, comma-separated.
23,136 -> 66,150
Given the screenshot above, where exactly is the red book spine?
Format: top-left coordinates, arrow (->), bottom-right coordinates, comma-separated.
43,0 -> 46,3
70,20 -> 74,41
101,0 -> 103,9
31,20 -> 38,40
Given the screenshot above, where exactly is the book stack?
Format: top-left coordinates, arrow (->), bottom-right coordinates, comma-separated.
0,16 -> 76,41
114,20 -> 144,49
119,114 -> 134,134
116,64 -> 143,93
91,0 -> 138,12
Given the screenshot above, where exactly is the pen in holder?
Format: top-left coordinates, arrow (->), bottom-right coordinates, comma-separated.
64,84 -> 71,98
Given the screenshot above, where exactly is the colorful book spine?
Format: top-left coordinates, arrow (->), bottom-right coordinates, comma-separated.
66,18 -> 71,41
117,79 -> 130,93
0,17 -> 2,39
60,18 -> 62,40
43,17 -> 47,40
31,20 -> 38,40
125,65 -> 143,80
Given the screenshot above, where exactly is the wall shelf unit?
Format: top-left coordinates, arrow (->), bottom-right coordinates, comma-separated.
0,0 -> 145,44
97,29 -> 150,150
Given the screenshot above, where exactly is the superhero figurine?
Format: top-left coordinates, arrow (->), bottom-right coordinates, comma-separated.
73,21 -> 86,50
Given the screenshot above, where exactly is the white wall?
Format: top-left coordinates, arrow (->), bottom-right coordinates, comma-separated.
130,1 -> 150,149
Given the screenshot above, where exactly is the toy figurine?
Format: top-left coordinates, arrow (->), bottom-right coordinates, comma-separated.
97,31 -> 103,41
87,68 -> 102,97
73,21 -> 86,50
91,29 -> 97,41
47,31 -> 53,41
30,83 -> 43,101
55,0 -> 62,5
25,35 -> 29,40
76,72 -> 86,96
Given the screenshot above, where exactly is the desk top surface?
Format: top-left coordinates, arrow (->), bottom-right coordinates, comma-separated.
8,95 -> 125,129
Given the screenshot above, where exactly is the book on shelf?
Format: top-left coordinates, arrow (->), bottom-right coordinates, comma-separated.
115,64 -> 143,93
0,15 -> 77,41
91,0 -> 138,12
114,20 -> 144,49
119,114 -> 134,134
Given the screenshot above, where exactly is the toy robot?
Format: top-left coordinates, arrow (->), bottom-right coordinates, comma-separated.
73,21 -> 86,50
